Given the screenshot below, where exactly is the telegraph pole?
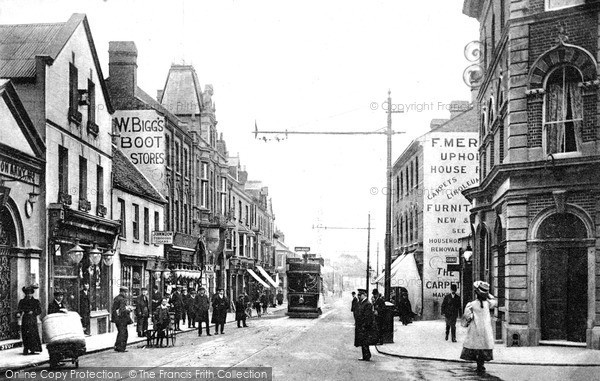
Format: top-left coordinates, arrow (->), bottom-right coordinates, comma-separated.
366,213 -> 371,294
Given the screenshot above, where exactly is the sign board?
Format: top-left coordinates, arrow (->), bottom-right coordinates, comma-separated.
205,264 -> 214,273
294,247 -> 310,252
447,264 -> 461,273
446,256 -> 459,264
152,231 -> 173,244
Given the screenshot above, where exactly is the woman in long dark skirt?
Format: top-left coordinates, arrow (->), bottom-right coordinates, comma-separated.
17,286 -> 42,355
397,292 -> 413,325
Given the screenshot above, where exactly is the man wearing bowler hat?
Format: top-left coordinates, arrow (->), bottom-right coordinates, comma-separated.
354,289 -> 375,361
194,287 -> 211,336
211,288 -> 228,335
442,283 -> 461,342
112,286 -> 132,352
135,287 -> 150,337
169,286 -> 183,331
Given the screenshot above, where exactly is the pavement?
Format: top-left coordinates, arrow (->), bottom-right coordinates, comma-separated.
0,303 -> 287,372
375,319 -> 600,366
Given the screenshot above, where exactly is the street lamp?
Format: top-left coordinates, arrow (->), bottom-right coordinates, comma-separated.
67,243 -> 85,265
102,249 -> 115,266
88,245 -> 102,266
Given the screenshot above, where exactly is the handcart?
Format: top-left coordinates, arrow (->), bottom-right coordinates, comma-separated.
42,311 -> 86,368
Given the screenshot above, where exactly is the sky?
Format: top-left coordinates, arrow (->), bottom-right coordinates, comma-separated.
0,0 -> 479,269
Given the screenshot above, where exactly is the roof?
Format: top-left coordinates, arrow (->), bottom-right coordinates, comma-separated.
159,65 -> 203,115
112,147 -> 166,204
0,14 -> 113,112
0,22 -> 64,77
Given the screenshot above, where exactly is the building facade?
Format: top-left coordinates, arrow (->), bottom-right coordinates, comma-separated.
0,80 -> 45,344
112,147 -> 165,313
0,14 -> 121,336
392,102 -> 478,320
463,0 -> 600,348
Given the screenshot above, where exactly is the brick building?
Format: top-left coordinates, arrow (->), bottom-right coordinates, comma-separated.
463,0 -> 600,348
388,101 -> 478,320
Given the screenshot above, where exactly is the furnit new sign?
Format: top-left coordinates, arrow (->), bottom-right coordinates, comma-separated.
152,231 -> 173,245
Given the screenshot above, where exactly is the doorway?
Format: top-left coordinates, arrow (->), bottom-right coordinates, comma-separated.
541,247 -> 587,342
537,212 -> 588,343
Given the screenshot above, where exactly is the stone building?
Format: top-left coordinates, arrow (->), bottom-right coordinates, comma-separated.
463,0 -> 600,348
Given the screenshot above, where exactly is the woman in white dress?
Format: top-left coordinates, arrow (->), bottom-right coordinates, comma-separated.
460,281 -> 497,373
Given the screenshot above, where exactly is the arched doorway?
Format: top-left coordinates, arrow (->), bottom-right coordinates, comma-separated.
537,212 -> 587,342
0,204 -> 18,340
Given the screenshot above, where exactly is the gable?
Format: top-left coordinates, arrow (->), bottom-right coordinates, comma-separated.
0,80 -> 44,158
0,96 -> 34,156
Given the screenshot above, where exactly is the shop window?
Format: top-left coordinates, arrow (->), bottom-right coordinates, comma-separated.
121,264 -> 144,306
544,66 -> 583,154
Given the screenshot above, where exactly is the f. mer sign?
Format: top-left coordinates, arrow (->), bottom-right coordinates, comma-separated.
113,110 -> 168,194
421,132 -> 479,319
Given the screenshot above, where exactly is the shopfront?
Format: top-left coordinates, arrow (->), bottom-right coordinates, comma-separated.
48,205 -> 120,335
0,80 -> 45,345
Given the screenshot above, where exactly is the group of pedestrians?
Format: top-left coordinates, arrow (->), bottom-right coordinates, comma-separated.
350,280 -> 497,374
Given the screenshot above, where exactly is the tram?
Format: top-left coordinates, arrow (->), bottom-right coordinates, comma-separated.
286,255 -> 324,318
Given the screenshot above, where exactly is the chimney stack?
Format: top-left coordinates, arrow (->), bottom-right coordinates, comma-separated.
108,41 -> 138,100
448,100 -> 472,119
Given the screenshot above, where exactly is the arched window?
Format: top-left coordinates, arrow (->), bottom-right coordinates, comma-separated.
544,65 -> 583,154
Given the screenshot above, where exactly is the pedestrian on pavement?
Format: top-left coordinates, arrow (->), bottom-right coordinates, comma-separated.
169,286 -> 183,331
260,292 -> 269,314
112,286 -> 133,352
151,285 -> 161,312
211,288 -> 229,334
152,297 -> 171,347
371,289 -> 386,345
186,289 -> 197,328
79,283 -> 91,335
235,295 -> 248,328
194,287 -> 211,336
17,285 -> 42,355
47,290 -> 68,314
351,291 -> 358,320
181,288 -> 190,327
460,281 -> 497,373
354,288 -> 376,361
441,284 -> 461,342
276,290 -> 284,306
135,287 -> 150,337
253,298 -> 262,318
397,292 -> 414,325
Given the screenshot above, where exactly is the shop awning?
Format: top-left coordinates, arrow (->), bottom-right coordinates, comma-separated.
247,268 -> 270,288
372,251 -> 421,287
256,265 -> 278,288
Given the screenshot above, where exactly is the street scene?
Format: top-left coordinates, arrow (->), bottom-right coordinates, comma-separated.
1,0 -> 600,380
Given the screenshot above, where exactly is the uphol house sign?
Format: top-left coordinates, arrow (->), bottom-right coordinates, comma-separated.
152,231 -> 173,245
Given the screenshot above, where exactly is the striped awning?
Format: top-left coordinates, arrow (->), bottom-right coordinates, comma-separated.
256,265 -> 278,288
247,268 -> 269,288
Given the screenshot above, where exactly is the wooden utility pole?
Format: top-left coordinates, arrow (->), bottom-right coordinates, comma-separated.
366,213 -> 371,294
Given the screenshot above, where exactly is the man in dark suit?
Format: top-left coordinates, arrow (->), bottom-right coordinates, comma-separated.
186,289 -> 197,328
194,287 -> 211,336
79,283 -> 91,335
135,287 -> 150,337
169,287 -> 183,331
371,289 -> 386,345
48,290 -> 67,314
350,291 -> 358,320
112,286 -> 132,352
211,288 -> 229,335
441,283 -> 462,342
354,289 -> 375,361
